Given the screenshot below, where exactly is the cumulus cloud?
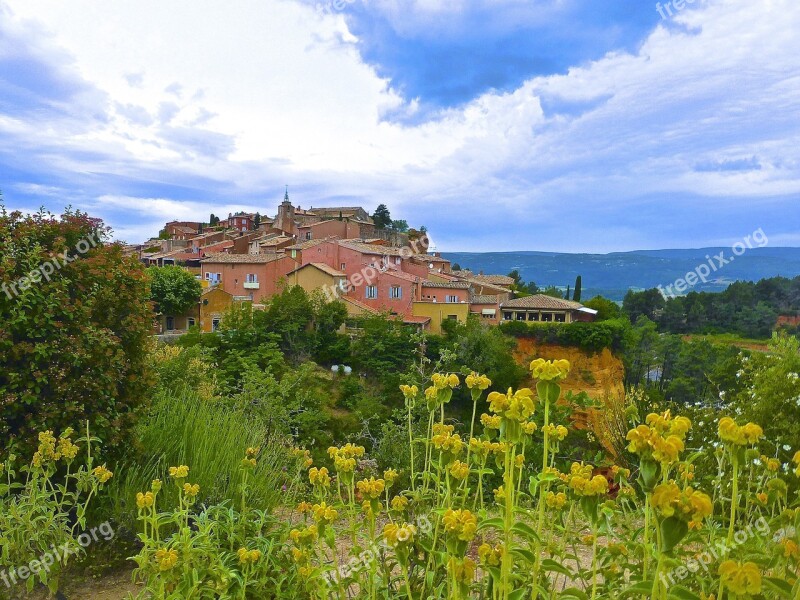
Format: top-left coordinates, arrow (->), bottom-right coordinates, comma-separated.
0,0 -> 798,251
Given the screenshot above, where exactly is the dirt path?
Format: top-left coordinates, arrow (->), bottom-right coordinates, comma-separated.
8,568 -> 141,600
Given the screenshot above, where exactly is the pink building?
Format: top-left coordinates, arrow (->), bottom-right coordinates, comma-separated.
200,253 -> 299,301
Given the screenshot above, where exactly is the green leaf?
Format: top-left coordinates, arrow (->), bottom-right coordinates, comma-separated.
541,558 -> 572,577
763,577 -> 793,595
559,588 -> 589,600
667,586 -> 702,600
619,580 -> 654,598
509,589 -> 528,600
511,520 -> 540,541
478,517 -> 504,531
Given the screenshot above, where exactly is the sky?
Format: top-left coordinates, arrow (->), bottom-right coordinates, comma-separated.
0,0 -> 798,252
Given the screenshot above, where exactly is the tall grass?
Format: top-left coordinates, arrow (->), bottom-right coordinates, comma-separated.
102,389 -> 301,531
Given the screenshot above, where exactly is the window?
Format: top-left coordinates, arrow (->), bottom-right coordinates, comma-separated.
212,318 -> 221,331
528,313 -> 539,322
516,313 -> 526,321
541,313 -> 553,322
187,318 -> 196,328
305,232 -> 312,240
447,315 -> 458,320
503,312 -> 512,321
340,262 -> 346,270
366,286 -> 378,299
395,257 -> 401,265
390,286 -> 402,299
555,313 -> 566,323
445,295 -> 459,303
482,312 -> 493,319
246,273 -> 258,283
166,316 -> 175,331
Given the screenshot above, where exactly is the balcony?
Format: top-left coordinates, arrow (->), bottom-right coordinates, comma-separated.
243,281 -> 260,290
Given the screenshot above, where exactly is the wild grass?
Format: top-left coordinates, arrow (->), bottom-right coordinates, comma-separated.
101,389 -> 300,529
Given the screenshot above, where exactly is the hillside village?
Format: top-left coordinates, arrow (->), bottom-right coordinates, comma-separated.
133,191 -> 597,334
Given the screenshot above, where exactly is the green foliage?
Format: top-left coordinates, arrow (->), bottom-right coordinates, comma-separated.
736,333 -> 800,456
622,288 -> 665,322
624,276 -> 800,338
104,389 -> 299,528
573,275 -> 582,302
1,428 -> 112,596
391,219 -> 409,232
0,208 -> 152,460
371,203 -> 392,229
582,295 -> 621,320
147,265 -> 202,316
499,318 -> 629,352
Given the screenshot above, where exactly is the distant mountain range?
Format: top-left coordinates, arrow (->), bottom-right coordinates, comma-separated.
442,247 -> 800,302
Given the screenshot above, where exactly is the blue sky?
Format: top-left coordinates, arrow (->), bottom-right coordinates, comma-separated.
0,0 -> 798,251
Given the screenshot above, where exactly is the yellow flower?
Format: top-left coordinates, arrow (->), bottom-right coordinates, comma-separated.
523,421 -> 538,435
442,509 -> 478,542
92,465 -> 114,484
447,557 -> 476,585
390,495 -> 409,512
466,372 -> 492,390
383,522 -> 417,547
169,465 -> 189,480
493,485 -> 505,503
432,372 -> 460,389
431,425 -> 464,456
151,479 -> 162,493
309,466 -> 331,487
155,548 -> 178,571
626,412 -> 691,465
399,384 -> 419,398
356,477 -> 385,500
297,501 -> 313,514
718,560 -> 761,596
241,457 -> 257,469
480,413 -> 502,430
245,447 -> 259,458
383,468 -> 399,486
449,460 -> 470,480
57,437 -> 79,461
793,450 -> 800,477
289,524 -> 319,546
487,387 -> 535,422
756,492 -> 768,504
543,423 -> 569,442
478,543 -> 504,567
546,491 -> 567,510
651,483 -> 713,527
311,502 -> 338,525
182,483 -> 200,498
237,547 -> 262,565
529,358 -> 571,381
783,540 -> 799,561
136,491 -> 155,509
718,417 -> 763,446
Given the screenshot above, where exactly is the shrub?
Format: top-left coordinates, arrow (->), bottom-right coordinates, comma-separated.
0,208 -> 152,460
499,317 -> 629,352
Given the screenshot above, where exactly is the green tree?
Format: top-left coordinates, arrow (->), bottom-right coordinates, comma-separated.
623,288 -> 665,322
371,204 -> 392,229
573,275 -> 582,302
254,213 -> 261,229
582,295 -> 621,321
0,208 -> 152,458
391,219 -> 409,232
147,265 -> 202,316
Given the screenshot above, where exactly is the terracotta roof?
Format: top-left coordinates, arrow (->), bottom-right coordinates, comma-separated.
501,295 -> 584,310
458,276 -> 511,293
403,315 -> 432,324
384,270 -> 420,283
285,236 -> 336,251
422,281 -> 471,289
341,296 -> 379,314
412,254 -> 450,263
201,253 -> 283,264
472,274 -> 515,286
471,294 -> 500,305
338,240 -> 407,257
287,262 -> 346,277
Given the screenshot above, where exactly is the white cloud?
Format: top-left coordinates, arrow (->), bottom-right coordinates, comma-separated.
1,0 -> 799,250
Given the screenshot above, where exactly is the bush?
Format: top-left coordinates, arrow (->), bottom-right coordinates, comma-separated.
499,317 -> 629,352
0,208 -> 152,460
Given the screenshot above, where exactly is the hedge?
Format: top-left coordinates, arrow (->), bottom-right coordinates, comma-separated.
499,318 -> 629,352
